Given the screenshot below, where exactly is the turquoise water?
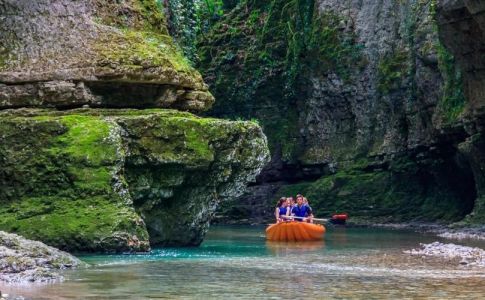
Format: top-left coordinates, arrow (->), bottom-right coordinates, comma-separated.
2,226 -> 485,299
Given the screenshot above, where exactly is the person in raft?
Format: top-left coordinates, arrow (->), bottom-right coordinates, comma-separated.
291,194 -> 313,222
275,197 -> 290,222
286,196 -> 295,209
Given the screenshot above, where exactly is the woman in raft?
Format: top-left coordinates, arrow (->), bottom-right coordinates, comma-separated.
275,197 -> 290,222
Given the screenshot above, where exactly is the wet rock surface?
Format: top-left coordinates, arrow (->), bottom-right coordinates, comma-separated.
0,231 -> 85,283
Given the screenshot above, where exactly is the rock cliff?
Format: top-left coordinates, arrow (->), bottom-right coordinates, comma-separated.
192,0 -> 484,224
0,0 -> 270,251
436,0 -> 485,222
0,0 -> 213,111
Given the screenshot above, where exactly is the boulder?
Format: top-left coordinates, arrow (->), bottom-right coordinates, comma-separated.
0,108 -> 269,251
0,231 -> 86,283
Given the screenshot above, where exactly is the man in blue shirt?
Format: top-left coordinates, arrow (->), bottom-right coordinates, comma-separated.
292,194 -> 313,222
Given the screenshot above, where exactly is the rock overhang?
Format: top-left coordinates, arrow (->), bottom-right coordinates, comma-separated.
0,0 -> 214,112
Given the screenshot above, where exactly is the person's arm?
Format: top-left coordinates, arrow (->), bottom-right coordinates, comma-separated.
275,207 -> 280,222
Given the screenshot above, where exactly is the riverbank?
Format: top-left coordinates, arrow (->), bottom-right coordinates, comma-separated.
346,219 -> 485,241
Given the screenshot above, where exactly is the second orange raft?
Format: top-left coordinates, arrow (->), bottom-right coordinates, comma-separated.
266,221 -> 326,242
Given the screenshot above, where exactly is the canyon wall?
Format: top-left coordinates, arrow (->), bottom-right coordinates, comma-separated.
190,0 -> 484,224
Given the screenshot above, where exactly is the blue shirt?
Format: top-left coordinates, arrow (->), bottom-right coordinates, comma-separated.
292,205 -> 312,220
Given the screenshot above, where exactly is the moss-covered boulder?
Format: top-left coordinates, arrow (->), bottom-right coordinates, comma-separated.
0,0 -> 214,111
0,109 -> 269,251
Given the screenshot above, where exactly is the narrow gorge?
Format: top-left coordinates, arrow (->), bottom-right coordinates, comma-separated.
171,0 -> 484,226
0,0 -> 484,252
2,0 -> 485,298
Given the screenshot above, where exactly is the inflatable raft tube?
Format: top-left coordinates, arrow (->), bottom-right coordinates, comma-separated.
266,222 -> 325,242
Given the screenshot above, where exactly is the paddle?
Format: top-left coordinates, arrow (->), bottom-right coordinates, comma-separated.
283,216 -> 328,222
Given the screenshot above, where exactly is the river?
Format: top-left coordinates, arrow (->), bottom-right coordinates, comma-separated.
2,226 -> 485,299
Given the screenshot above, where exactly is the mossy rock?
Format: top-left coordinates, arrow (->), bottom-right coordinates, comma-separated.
0,108 -> 270,251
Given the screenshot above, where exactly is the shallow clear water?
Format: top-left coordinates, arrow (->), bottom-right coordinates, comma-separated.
2,226 -> 485,299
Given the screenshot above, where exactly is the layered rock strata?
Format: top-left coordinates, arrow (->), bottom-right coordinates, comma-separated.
0,0 -> 214,111
0,0 -> 270,251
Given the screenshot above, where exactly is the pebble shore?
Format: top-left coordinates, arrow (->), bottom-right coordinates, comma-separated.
405,242 -> 485,267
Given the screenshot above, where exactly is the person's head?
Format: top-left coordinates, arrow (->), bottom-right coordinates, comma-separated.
277,197 -> 287,208
296,194 -> 304,205
303,197 -> 308,205
286,198 -> 291,206
287,197 -> 294,205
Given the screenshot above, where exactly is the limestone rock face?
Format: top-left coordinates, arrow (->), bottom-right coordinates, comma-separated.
437,0 -> 485,221
0,0 -> 214,111
437,0 -> 485,113
196,0 -> 482,223
0,109 -> 269,251
0,231 -> 86,283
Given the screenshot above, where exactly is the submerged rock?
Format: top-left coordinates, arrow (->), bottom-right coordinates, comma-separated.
0,231 -> 85,283
0,109 -> 269,251
405,242 -> 485,268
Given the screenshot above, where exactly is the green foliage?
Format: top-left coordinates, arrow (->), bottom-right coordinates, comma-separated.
377,50 -> 409,94
435,43 -> 465,123
165,0 -> 226,62
197,0 -> 364,161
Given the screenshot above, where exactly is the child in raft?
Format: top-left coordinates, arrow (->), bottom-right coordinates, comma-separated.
275,197 -> 290,222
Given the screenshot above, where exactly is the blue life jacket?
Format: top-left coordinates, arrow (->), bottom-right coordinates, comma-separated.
292,205 -> 311,220
278,206 -> 288,216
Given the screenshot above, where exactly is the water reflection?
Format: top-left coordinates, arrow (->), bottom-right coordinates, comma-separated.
266,241 -> 325,256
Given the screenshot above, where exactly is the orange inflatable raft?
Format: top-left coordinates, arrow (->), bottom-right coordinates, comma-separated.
266,221 -> 326,242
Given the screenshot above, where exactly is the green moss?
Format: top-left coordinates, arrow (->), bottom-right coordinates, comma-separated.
0,108 -> 269,250
0,113 -> 149,251
93,0 -> 168,34
197,0 -> 364,162
136,0 -> 167,32
57,116 -> 117,165
377,49 -> 409,94
0,196 -> 145,252
435,43 -> 466,123
96,28 -> 194,73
